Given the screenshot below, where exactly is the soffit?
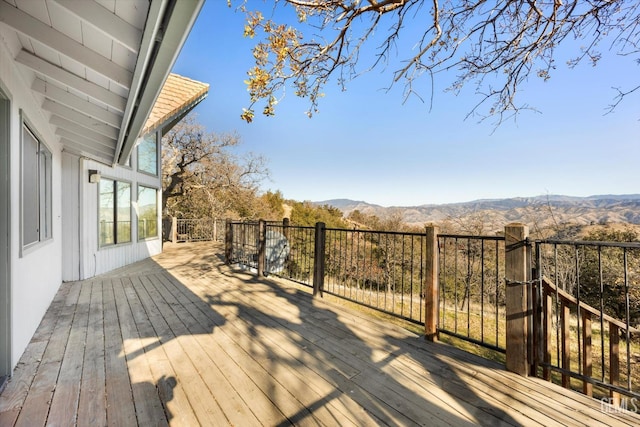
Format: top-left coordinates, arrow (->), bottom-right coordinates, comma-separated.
0,0 -> 204,165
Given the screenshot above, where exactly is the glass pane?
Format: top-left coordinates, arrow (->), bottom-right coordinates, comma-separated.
116,182 -> 131,243
138,186 -> 157,239
99,179 -> 115,246
22,125 -> 39,246
137,134 -> 157,175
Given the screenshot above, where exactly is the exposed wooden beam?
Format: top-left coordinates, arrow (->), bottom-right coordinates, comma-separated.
43,100 -> 118,139
16,50 -> 127,112
32,79 -> 123,128
53,0 -> 142,54
57,128 -> 116,154
50,115 -> 116,148
0,0 -> 133,88
60,138 -> 114,165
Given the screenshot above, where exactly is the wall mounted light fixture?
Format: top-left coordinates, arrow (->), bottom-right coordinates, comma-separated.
88,169 -> 101,183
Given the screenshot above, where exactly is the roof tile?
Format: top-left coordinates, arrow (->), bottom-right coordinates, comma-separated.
143,73 -> 209,134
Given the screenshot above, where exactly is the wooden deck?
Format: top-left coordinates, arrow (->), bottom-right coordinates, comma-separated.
1,242 -> 639,426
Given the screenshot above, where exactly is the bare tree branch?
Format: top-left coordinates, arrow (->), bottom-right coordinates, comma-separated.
234,0 -> 640,123
162,114 -> 270,218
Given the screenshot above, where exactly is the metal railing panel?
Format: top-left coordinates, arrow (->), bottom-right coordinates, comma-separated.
438,235 -> 506,352
265,223 -> 315,287
176,218 -> 225,242
533,239 -> 640,399
322,228 -> 427,324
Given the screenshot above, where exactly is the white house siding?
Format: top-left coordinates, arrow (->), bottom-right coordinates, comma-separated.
79,153 -> 162,280
61,152 -> 81,281
0,34 -> 63,369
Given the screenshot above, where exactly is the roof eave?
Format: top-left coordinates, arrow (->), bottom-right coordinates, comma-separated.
149,90 -> 208,137
114,0 -> 205,166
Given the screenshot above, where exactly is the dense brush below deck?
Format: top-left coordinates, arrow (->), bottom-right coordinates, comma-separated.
1,242 -> 638,426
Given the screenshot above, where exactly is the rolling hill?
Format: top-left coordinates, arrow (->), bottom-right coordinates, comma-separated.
314,194 -> 640,231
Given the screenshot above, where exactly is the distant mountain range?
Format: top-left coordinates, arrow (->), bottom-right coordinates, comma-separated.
314,195 -> 640,230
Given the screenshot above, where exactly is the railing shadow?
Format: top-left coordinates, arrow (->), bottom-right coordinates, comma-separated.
258,279 -> 521,425
6,241 -> 630,426
155,241 -> 521,425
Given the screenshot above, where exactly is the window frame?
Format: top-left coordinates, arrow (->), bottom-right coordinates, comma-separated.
137,131 -> 158,176
20,113 -> 53,256
98,177 -> 132,248
137,184 -> 159,241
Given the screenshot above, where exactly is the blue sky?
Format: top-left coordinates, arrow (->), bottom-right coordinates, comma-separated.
172,1 -> 640,207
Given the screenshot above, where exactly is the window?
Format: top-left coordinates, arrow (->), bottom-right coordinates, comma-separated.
99,178 -> 131,246
137,185 -> 158,240
137,133 -> 157,175
21,123 -> 52,249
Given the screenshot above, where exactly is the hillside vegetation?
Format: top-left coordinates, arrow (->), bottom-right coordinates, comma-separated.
316,195 -> 640,237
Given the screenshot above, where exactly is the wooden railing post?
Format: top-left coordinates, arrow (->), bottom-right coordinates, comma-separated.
561,301 -> 571,388
313,222 -> 326,297
424,225 -> 439,341
283,217 -> 290,270
257,219 -> 266,276
224,220 -> 233,265
543,291 -> 552,381
610,324 -> 620,406
171,217 -> 177,243
505,223 -> 530,376
282,217 -> 290,241
582,311 -> 593,396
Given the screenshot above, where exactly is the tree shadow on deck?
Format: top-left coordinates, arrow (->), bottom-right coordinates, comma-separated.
259,280 -> 521,425
99,246 -> 230,425
157,242 -> 523,426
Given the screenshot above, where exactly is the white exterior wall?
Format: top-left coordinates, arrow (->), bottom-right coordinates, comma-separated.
1,32 -> 163,372
61,152 -> 81,281
0,36 -> 63,368
78,154 -> 162,280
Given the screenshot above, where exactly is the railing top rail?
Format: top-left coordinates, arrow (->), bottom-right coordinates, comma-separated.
534,238 -> 640,249
325,227 -> 426,237
438,233 -> 505,241
273,224 -> 315,230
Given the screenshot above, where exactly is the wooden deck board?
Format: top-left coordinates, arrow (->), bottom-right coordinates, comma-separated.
77,281 -> 107,427
114,277 -> 168,426
182,272 -> 476,426
149,274 -> 269,426
14,282 -> 81,427
46,281 -> 91,425
190,272 -> 518,426
103,278 -> 137,426
166,274 -> 378,426
2,241 -> 640,426
129,275 -> 202,427
137,275 -> 228,425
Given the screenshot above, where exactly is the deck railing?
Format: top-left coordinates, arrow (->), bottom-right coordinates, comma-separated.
264,221 -> 316,284
322,227 -> 428,324
532,239 -> 640,402
225,220 -> 640,404
165,218 -> 225,243
227,221 -> 505,347
438,234 -> 506,352
229,221 -> 260,268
